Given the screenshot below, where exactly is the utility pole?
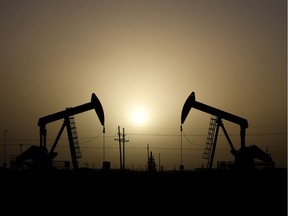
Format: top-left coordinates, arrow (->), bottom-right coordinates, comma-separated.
147,144 -> 149,171
103,126 -> 106,161
158,153 -> 161,172
3,129 -> 8,168
115,126 -> 122,170
180,125 -> 183,165
122,127 -> 129,171
179,125 -> 184,171
114,126 -> 129,171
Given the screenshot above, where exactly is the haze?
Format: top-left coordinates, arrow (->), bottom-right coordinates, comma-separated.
0,0 -> 286,170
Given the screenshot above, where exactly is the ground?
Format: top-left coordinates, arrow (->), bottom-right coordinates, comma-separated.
0,167 -> 286,215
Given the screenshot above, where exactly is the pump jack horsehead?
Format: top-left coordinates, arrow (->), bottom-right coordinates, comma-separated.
14,93 -> 105,170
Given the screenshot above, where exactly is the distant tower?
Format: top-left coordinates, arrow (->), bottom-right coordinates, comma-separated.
148,150 -> 157,172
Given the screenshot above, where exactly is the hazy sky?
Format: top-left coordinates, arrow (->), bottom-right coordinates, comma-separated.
0,0 -> 286,170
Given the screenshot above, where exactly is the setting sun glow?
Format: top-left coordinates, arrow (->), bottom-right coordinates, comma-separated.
131,107 -> 148,126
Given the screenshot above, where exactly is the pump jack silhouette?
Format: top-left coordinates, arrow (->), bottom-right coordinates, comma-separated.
181,91 -> 275,169
14,93 -> 105,170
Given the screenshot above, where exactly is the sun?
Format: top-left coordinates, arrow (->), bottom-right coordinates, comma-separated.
131,106 -> 148,126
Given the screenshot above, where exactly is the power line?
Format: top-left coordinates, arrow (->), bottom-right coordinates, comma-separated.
0,131 -> 285,143
81,131 -> 103,144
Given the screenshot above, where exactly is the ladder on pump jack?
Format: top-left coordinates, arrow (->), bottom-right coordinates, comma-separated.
67,116 -> 82,160
202,115 -> 217,168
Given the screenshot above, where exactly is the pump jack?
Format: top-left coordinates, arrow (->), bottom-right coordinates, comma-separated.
181,91 -> 274,169
14,93 -> 105,170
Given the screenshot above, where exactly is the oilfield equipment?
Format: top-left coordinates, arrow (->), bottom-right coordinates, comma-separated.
10,91 -> 275,171
13,93 -> 105,170
181,91 -> 275,169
